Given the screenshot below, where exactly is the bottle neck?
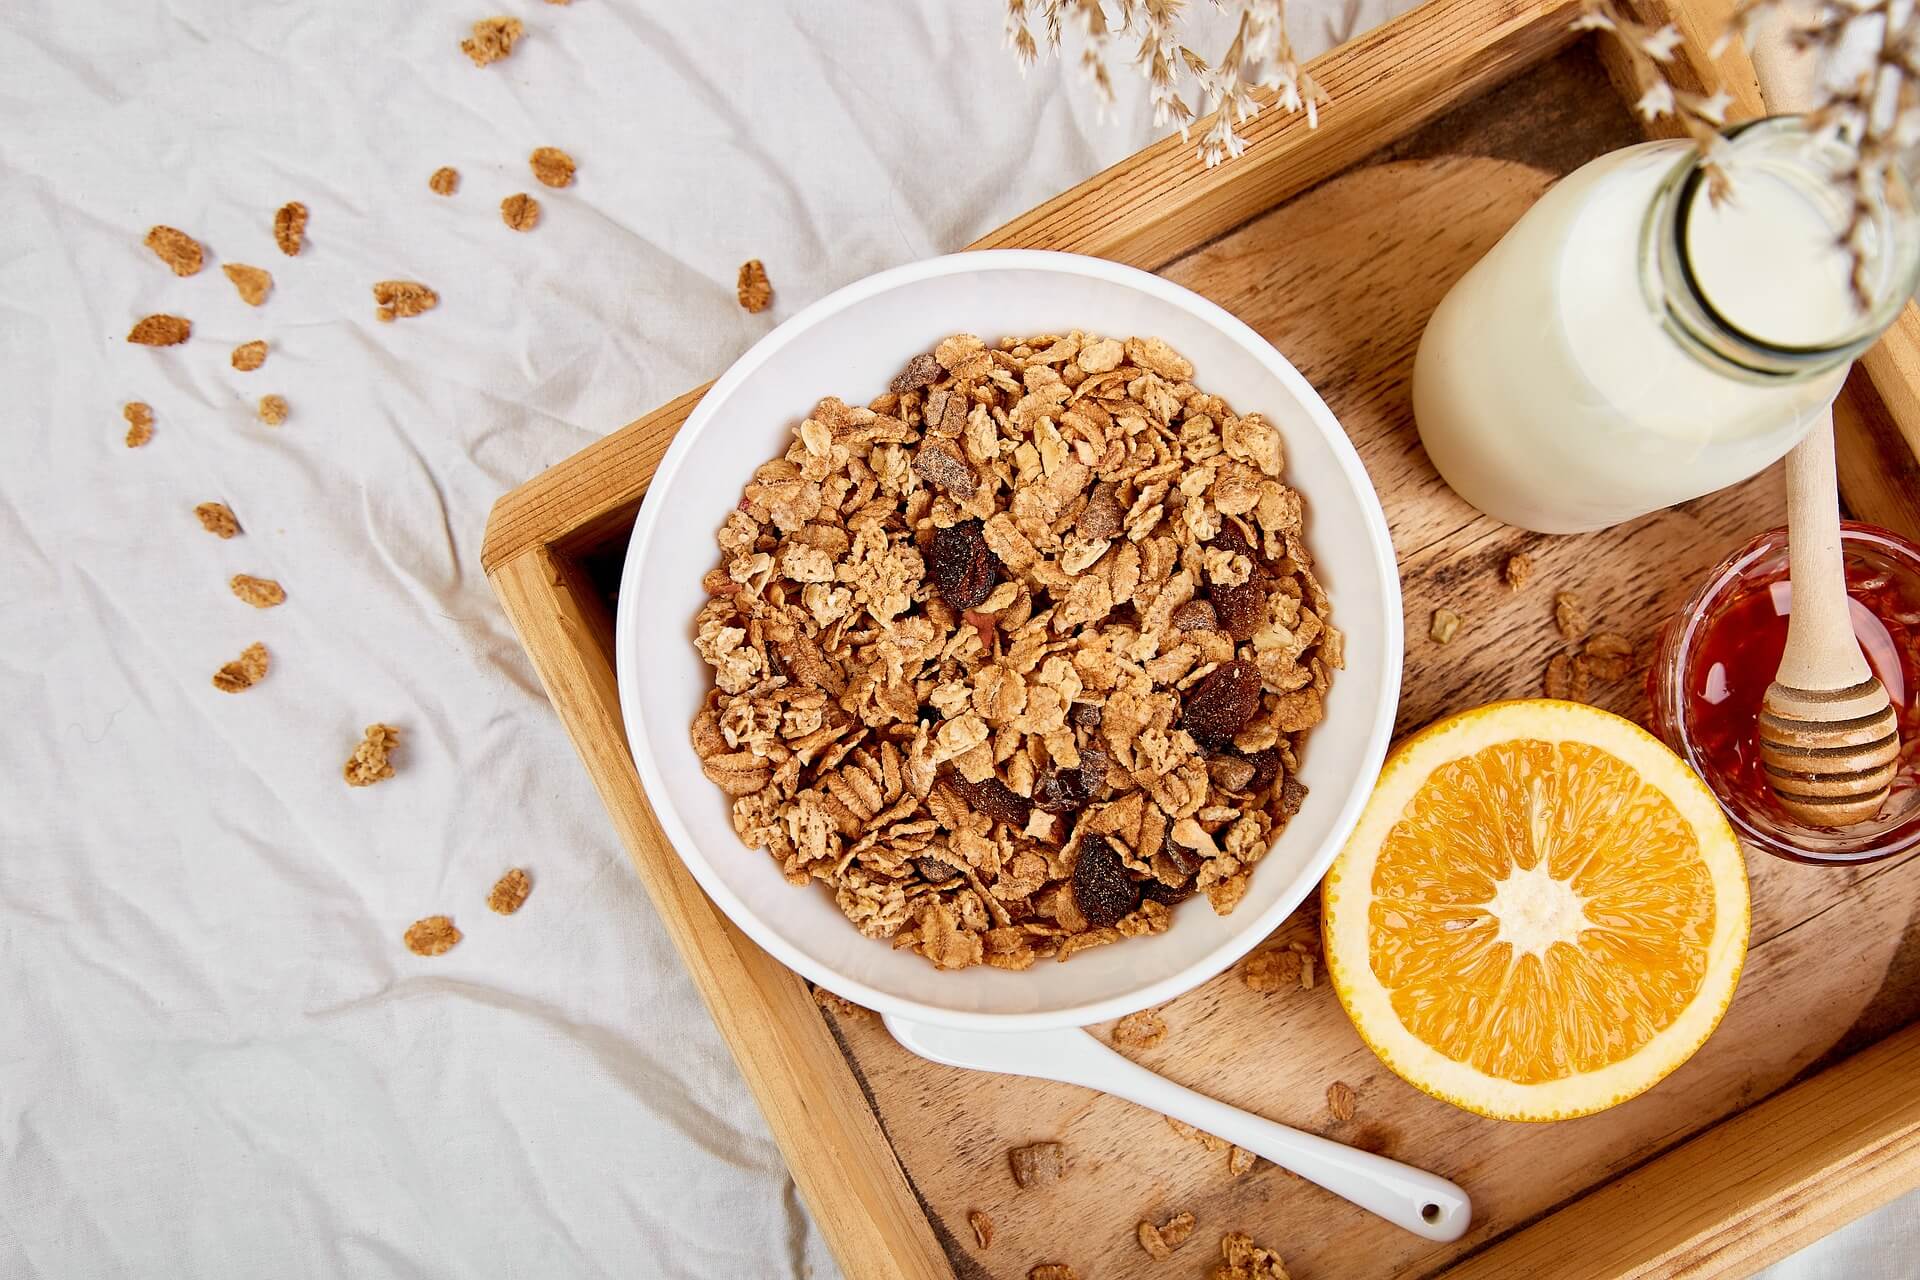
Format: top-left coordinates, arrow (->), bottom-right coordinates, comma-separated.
1641,117 -> 1920,384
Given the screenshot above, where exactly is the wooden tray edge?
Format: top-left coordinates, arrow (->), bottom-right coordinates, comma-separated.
1437,1020 -> 1920,1279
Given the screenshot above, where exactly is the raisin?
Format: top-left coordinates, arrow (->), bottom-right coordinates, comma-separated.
1278,775 -> 1308,821
946,773 -> 1032,828
928,519 -> 1001,610
1242,747 -> 1283,794
1211,520 -> 1260,564
915,855 -> 963,883
1172,599 -> 1219,631
1072,702 -> 1103,730
1210,579 -> 1267,642
891,352 -> 941,395
1034,748 -> 1107,814
1180,660 -> 1261,749
1072,834 -> 1139,928
1160,831 -> 1202,878
1140,877 -> 1195,905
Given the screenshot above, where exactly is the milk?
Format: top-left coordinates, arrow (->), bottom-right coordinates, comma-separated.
1413,138 -> 1858,533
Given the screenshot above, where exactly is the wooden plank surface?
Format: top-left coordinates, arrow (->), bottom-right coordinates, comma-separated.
814,47 -> 1920,1277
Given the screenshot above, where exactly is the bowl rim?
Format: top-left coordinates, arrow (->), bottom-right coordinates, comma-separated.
614,248 -> 1403,1029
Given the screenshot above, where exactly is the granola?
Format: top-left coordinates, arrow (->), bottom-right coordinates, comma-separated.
195,501 -> 240,538
530,146 -> 576,187
128,315 -> 191,346
258,395 -> 289,426
145,225 -> 203,276
737,259 -> 772,313
273,201 -> 307,256
689,334 -> 1339,971
1112,1008 -> 1167,1049
1553,590 -> 1586,642
231,340 -> 267,371
1008,1141 -> 1068,1188
404,915 -> 461,956
1502,551 -> 1533,592
344,723 -> 401,787
501,193 -> 540,231
223,263 -> 272,305
461,16 -> 524,66
373,281 -> 438,322
1138,1210 -> 1196,1259
1226,1145 -> 1257,1177
968,1210 -> 993,1249
1429,608 -> 1460,644
230,574 -> 285,608
488,867 -> 532,914
1214,1232 -> 1289,1280
124,401 -> 154,448
811,985 -> 867,1019
212,642 -> 269,693
429,166 -> 460,196
1327,1079 -> 1357,1121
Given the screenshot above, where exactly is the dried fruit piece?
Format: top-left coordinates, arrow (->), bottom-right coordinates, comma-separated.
1503,551 -> 1533,591
258,395 -> 289,426
373,281 -> 438,322
1180,659 -> 1261,748
1210,579 -> 1266,642
1227,1145 -> 1257,1176
230,574 -> 285,608
737,258 -> 772,313
530,146 -> 576,187
461,16 -> 523,66
1430,608 -> 1461,644
1034,748 -> 1105,814
343,723 -> 401,787
195,501 -> 240,538
1553,591 -> 1586,642
404,916 -> 460,956
913,441 -> 977,498
929,518 -> 1000,610
891,352 -> 941,394
1173,600 -> 1219,631
1112,1008 -> 1167,1049
488,867 -> 532,914
1008,1141 -> 1068,1188
128,315 -> 191,346
1214,1231 -> 1290,1280
501,193 -> 540,231
231,340 -> 267,371
123,402 -> 153,448
429,166 -> 459,195
212,642 -> 270,693
222,263 -> 272,305
1072,833 -> 1139,929
946,774 -> 1032,828
1327,1080 -> 1357,1121
273,201 -> 307,256
144,225 -> 203,276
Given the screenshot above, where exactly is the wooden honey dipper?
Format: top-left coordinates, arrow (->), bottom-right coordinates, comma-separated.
1759,419 -> 1900,827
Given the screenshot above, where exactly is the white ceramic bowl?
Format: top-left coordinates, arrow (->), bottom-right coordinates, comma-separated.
616,250 -> 1401,1030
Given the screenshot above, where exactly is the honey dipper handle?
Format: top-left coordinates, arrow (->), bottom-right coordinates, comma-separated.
1777,416 -> 1870,693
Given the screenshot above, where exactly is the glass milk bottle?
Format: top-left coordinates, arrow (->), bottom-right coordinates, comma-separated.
1413,118 -> 1920,534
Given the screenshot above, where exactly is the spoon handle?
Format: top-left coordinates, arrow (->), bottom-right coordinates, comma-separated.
1778,415 -> 1869,693
884,1017 -> 1471,1242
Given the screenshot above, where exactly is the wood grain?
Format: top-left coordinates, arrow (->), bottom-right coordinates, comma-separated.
479,2 -> 1920,1278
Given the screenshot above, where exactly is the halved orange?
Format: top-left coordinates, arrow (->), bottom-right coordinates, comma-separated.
1323,700 -> 1748,1121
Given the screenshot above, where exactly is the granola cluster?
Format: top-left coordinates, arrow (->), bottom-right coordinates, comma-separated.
690,333 -> 1340,972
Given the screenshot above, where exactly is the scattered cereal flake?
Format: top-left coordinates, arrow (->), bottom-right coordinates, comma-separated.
1545,652 -> 1573,700
273,201 -> 307,256
404,915 -> 461,956
1141,1209 -> 1198,1258
811,985 -> 867,1019
1569,655 -> 1593,702
1429,608 -> 1461,644
1214,1231 -> 1290,1280
344,723 -> 401,787
1030,1267 -> 1078,1280
1503,551 -> 1533,591
212,642 -> 270,693
1158,1211 -> 1196,1250
1300,953 -> 1316,990
1242,947 -> 1302,993
1553,591 -> 1586,642
231,340 -> 268,372
373,281 -> 438,322
230,574 -> 285,608
1167,1116 -> 1228,1152
1009,1142 -> 1068,1188
144,225 -> 203,276
123,401 -> 153,448
258,394 -> 289,426
222,263 -> 273,305
1138,1220 -> 1172,1261
530,146 -> 576,188
128,314 -> 191,346
461,16 -> 524,66
488,867 -> 532,914
1327,1080 -> 1357,1121
501,192 -> 540,231
968,1210 -> 993,1250
195,501 -> 241,538
1112,1008 -> 1167,1050
1227,1145 -> 1257,1177
428,166 -> 459,196
737,259 -> 772,313
1584,631 -> 1635,680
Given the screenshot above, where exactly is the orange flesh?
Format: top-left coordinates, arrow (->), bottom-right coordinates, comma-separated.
1367,739 -> 1714,1084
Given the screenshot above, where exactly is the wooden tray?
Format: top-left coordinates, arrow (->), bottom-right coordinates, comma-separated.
481,0 -> 1920,1274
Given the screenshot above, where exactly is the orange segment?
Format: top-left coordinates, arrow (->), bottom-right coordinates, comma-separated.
1324,701 -> 1748,1121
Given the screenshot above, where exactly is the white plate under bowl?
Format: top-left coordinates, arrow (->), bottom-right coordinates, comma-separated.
615,249 -> 1402,1030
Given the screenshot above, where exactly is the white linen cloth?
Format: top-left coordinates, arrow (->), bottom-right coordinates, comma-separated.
0,1 -> 1907,1276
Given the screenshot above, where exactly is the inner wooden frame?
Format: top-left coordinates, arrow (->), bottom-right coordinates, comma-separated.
480,0 -> 1920,1277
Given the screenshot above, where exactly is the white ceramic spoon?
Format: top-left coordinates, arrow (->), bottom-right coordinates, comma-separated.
885,1016 -> 1473,1242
